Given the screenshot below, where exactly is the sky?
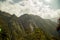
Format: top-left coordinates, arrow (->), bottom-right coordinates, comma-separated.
0,0 -> 60,19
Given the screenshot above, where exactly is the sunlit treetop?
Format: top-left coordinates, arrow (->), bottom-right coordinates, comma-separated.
0,25 -> 2,32
0,28 -> 2,32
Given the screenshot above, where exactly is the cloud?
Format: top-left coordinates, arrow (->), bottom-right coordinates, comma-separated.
12,0 -> 23,3
9,1 -> 15,4
0,0 -> 60,19
0,0 -> 6,2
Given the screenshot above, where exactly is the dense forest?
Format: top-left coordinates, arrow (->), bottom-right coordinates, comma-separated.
0,10 -> 60,40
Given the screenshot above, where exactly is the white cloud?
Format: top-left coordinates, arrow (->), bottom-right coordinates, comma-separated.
0,0 -> 60,19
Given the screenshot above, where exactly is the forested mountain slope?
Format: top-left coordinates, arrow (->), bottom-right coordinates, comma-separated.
0,10 -> 59,40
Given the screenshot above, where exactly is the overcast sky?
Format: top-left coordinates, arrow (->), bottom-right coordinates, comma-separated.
0,0 -> 60,19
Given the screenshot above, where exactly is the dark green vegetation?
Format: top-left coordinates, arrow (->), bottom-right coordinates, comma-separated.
0,10 -> 60,40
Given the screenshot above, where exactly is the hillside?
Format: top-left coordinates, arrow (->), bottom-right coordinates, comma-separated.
0,10 -> 59,40
19,14 -> 58,37
0,11 -> 22,40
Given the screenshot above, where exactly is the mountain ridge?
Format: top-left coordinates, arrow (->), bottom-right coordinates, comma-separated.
0,10 -> 59,40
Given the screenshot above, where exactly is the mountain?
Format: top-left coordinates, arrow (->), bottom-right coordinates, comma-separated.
18,14 -> 59,38
0,10 -> 59,40
0,10 -> 23,40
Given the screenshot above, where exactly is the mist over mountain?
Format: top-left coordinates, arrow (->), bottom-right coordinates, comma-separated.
0,10 -> 59,40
